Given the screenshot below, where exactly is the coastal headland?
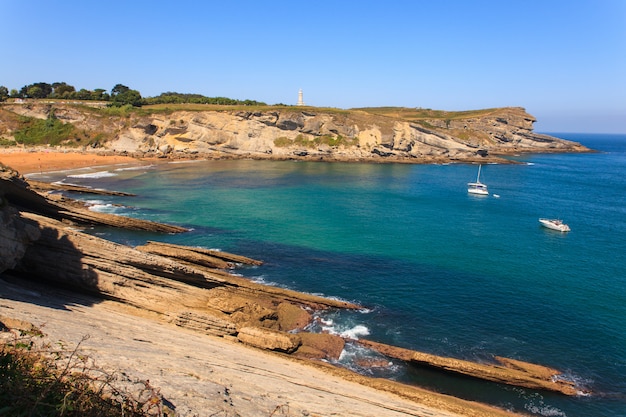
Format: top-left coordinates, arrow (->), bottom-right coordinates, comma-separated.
0,101 -> 590,166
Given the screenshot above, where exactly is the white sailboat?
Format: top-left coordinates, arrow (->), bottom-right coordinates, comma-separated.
468,164 -> 489,195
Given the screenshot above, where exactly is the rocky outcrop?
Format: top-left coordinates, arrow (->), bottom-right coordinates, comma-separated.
295,332 -> 346,360
0,202 -> 40,273
357,339 -> 579,396
1,103 -> 590,164
237,326 -> 302,353
0,165 -> 187,233
135,241 -> 263,270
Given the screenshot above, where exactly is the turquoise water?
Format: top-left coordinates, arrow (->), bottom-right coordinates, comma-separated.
38,133 -> 626,416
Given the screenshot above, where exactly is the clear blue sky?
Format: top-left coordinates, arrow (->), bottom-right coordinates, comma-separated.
2,0 -> 625,133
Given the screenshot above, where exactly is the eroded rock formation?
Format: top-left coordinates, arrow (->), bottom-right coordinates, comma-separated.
0,103 -> 590,163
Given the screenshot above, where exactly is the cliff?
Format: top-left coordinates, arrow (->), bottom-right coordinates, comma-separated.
0,102 -> 589,163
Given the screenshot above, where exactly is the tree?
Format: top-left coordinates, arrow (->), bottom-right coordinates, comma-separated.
91,88 -> 109,101
74,89 -> 93,100
22,82 -> 53,98
110,84 -> 142,107
111,84 -> 130,96
0,86 -> 8,102
117,90 -> 142,107
27,86 -> 44,99
52,82 -> 76,98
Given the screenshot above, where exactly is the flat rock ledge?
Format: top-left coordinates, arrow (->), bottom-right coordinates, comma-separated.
358,339 -> 579,396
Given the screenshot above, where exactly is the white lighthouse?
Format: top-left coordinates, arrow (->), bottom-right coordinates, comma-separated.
297,89 -> 305,106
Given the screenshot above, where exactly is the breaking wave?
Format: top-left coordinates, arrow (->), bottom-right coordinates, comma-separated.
67,170 -> 117,179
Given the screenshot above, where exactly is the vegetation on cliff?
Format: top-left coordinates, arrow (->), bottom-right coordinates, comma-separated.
0,81 -> 266,108
13,111 -> 79,146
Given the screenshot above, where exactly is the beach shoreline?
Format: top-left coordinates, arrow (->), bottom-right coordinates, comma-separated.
0,148 -> 154,175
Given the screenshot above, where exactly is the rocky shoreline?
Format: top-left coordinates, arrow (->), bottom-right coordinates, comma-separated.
0,160 -> 586,416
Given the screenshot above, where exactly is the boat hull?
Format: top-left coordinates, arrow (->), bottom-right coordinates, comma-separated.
468,183 -> 488,195
539,218 -> 570,232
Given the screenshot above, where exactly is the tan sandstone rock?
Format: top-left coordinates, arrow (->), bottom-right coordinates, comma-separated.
237,326 -> 302,353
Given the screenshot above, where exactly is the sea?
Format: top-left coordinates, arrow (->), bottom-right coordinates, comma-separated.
28,133 -> 626,417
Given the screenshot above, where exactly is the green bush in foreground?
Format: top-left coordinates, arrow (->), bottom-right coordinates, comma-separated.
0,331 -> 160,416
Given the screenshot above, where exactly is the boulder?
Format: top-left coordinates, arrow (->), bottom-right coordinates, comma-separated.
236,326 -> 301,353
295,332 -> 345,360
276,302 -> 312,331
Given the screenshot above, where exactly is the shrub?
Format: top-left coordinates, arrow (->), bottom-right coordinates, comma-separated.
0,330 -> 163,416
13,113 -> 76,146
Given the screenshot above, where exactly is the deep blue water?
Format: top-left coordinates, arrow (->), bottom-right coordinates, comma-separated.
32,133 -> 626,416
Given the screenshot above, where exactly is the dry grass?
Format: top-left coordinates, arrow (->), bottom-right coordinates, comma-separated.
0,328 -> 168,416
353,106 -> 502,122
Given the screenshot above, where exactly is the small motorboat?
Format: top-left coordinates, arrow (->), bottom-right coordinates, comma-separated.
539,218 -> 570,232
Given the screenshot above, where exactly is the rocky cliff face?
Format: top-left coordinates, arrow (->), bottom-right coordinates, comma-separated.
1,103 -> 589,163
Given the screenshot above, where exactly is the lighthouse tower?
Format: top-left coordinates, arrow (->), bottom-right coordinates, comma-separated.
297,89 -> 305,106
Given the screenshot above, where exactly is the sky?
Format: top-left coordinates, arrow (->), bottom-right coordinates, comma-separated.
1,0 -> 625,133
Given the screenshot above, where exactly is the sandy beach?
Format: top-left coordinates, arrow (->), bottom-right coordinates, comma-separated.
0,148 -> 521,417
0,149 -> 148,175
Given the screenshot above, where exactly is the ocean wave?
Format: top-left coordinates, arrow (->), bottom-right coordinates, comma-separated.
52,180 -> 89,188
67,170 -> 117,179
87,202 -> 126,214
250,275 -> 281,287
339,324 -> 370,339
115,164 -> 155,171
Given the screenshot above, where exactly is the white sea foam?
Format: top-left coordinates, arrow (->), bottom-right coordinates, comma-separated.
524,401 -> 566,417
115,164 -> 155,171
52,180 -> 87,188
319,318 -> 334,326
67,170 -> 117,179
250,275 -> 281,287
340,324 -> 370,339
336,341 -> 402,378
88,203 -> 124,214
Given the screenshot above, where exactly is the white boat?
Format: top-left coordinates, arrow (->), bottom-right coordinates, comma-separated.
539,218 -> 571,232
468,164 -> 488,195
